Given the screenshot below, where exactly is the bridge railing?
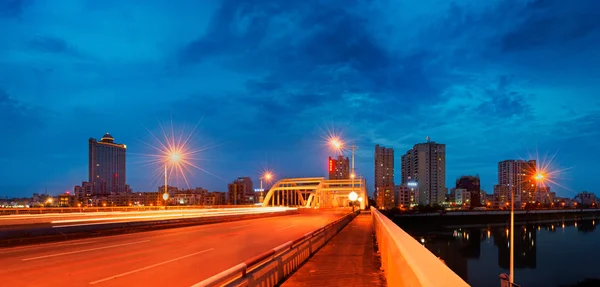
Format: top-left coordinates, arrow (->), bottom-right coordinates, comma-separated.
0,205 -> 260,215
193,211 -> 358,287
372,207 -> 469,287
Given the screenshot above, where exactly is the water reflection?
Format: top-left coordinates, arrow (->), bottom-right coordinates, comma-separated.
403,219 -> 599,287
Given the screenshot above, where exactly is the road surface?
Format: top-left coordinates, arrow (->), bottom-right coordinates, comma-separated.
0,207 -> 295,230
0,211 -> 346,287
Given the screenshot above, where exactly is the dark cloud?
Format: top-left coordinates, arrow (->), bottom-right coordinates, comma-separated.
28,36 -> 83,57
477,76 -> 532,118
501,0 -> 600,52
0,88 -> 44,135
0,0 -> 29,18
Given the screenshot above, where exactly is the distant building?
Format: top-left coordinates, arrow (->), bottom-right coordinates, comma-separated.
535,186 -> 553,204
498,160 -> 536,205
374,145 -> 394,208
575,191 -> 597,205
205,192 -> 226,205
74,181 -> 94,205
328,156 -> 350,180
89,133 -> 127,195
456,175 -> 481,208
228,177 -> 255,205
58,193 -> 75,207
395,185 -> 409,207
454,189 -> 470,206
401,139 -> 446,205
172,187 -> 208,205
376,186 -> 395,209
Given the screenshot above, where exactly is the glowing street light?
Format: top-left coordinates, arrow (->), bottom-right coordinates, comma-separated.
329,137 -> 360,209
260,171 -> 274,204
349,191 -> 358,212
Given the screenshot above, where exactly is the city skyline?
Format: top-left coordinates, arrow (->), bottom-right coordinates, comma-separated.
2,0 -> 599,197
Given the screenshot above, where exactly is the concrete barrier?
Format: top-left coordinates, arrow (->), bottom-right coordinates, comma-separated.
193,211 -> 358,287
372,207 -> 469,287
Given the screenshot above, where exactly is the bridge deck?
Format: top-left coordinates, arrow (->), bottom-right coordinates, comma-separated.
282,211 -> 386,287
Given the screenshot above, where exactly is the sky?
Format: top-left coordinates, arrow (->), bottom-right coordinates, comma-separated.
1,0 -> 600,198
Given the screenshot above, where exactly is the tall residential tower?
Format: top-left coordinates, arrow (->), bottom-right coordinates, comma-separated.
89,133 -> 127,195
497,160 -> 537,205
401,138 -> 446,205
374,144 -> 394,208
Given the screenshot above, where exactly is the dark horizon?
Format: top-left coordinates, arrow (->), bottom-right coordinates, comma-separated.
2,0 -> 600,198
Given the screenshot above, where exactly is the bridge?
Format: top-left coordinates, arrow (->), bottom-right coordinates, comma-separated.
0,177 -> 468,287
261,177 -> 368,210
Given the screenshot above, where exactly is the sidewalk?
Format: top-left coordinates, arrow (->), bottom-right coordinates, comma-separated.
282,212 -> 386,286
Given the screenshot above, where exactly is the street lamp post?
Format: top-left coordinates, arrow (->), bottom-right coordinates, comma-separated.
349,191 -> 358,212
164,164 -> 168,207
260,172 -> 273,205
510,184 -> 514,284
163,152 -> 181,207
330,138 -> 360,208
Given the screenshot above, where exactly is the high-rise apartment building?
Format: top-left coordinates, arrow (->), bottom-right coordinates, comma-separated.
401,139 -> 446,205
227,177 -> 254,205
89,133 -> 127,195
328,156 -> 350,180
374,145 -> 394,208
497,160 -> 536,205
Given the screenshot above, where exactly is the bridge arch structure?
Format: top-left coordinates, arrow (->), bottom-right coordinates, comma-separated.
261,177 -> 367,210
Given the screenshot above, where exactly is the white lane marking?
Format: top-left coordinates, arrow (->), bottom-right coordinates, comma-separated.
277,224 -> 298,231
88,248 -> 215,285
21,240 -> 150,261
0,240 -> 99,255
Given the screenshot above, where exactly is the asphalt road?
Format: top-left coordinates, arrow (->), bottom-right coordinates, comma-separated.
0,207 -> 295,230
0,211 -> 347,287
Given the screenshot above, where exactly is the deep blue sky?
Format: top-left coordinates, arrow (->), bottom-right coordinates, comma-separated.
1,0 -> 599,198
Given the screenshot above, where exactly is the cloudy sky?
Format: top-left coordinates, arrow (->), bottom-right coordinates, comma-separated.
2,0 -> 599,198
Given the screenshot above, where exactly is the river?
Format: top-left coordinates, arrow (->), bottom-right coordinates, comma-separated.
401,218 -> 600,287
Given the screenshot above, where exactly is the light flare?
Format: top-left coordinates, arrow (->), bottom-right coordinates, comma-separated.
133,118 -> 222,190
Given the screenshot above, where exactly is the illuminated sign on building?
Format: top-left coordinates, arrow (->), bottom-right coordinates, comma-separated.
407,182 -> 418,187
329,159 -> 333,172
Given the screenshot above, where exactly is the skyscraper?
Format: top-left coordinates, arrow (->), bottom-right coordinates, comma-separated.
497,160 -> 536,205
89,133 -> 127,195
374,144 -> 394,208
401,139 -> 446,205
328,155 -> 350,180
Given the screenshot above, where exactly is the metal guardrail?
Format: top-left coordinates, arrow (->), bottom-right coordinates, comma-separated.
193,211 -> 358,287
0,205 -> 258,215
372,207 -> 469,287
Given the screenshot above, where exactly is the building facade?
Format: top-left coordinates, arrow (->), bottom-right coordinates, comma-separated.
497,160 -> 537,205
328,156 -> 350,180
456,175 -> 481,207
575,191 -> 597,205
401,139 -> 446,205
205,192 -> 227,205
89,133 -> 127,195
227,177 -> 255,205
374,145 -> 394,208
